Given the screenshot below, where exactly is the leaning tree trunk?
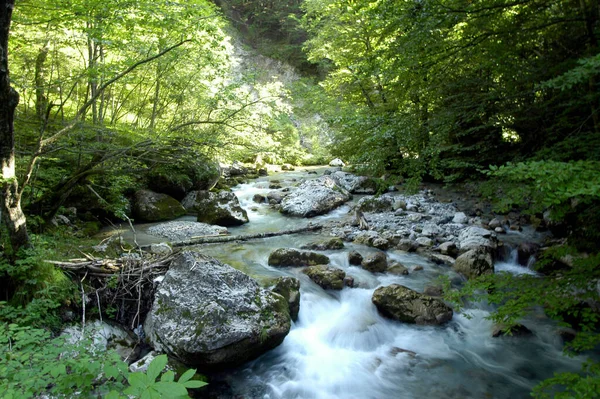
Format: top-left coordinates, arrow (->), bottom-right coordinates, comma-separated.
0,0 -> 30,253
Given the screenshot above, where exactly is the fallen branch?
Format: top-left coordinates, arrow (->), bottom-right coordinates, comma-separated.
163,224 -> 323,248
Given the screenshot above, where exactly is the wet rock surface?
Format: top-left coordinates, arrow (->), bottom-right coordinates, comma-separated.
453,247 -> 494,279
272,277 -> 301,322
186,190 -> 249,226
304,265 -> 346,290
268,248 -> 330,267
372,284 -> 453,325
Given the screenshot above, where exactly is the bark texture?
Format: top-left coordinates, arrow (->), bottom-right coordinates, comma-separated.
1,0 -> 30,252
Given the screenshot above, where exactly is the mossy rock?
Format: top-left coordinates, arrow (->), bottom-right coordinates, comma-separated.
272,277 -> 301,321
304,265 -> 345,290
267,248 -> 330,267
300,238 -> 344,251
133,189 -> 186,222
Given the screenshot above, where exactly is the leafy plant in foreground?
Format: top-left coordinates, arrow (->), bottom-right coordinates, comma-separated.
0,323 -> 206,398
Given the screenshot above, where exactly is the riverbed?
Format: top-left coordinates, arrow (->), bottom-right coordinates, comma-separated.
132,168 -> 585,398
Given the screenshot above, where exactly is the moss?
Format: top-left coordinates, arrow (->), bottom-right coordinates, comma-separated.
80,221 -> 102,236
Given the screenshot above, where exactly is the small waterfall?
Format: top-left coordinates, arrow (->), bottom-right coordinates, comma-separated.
495,246 -> 538,276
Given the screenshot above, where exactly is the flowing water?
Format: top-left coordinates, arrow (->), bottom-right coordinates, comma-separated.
136,169 -> 585,398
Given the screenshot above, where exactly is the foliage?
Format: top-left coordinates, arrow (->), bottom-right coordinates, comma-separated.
444,249 -> 600,397
532,360 -> 600,399
486,161 -> 600,216
0,324 -> 206,398
302,0 -> 600,182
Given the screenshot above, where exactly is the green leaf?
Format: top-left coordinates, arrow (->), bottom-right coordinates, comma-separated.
160,370 -> 175,382
106,391 -> 121,399
50,364 -> 66,378
177,368 -> 196,384
152,381 -> 189,397
146,354 -> 168,382
127,372 -> 149,389
183,380 -> 208,389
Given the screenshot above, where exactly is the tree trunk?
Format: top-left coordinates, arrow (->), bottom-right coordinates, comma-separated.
0,0 -> 30,252
34,40 -> 50,121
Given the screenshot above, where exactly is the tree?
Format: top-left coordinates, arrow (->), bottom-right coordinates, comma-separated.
1,0 -> 30,253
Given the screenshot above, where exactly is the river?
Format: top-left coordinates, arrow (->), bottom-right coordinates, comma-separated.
136,168 -> 584,399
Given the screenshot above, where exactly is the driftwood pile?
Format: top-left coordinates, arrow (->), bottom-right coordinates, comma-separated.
49,251 -> 175,329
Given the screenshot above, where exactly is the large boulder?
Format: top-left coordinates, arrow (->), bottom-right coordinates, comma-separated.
280,177 -> 351,217
361,252 -> 388,273
356,195 -> 395,213
453,247 -> 494,279
147,221 -> 227,241
133,189 -> 186,222
272,277 -> 300,322
185,190 -> 248,226
225,161 -> 248,177
268,248 -> 330,267
457,226 -> 498,253
147,160 -> 221,200
144,251 -> 290,369
330,171 -> 377,194
372,284 -> 453,325
329,158 -> 345,167
304,266 -> 346,290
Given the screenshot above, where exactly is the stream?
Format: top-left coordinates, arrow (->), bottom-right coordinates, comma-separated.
133,168 -> 585,399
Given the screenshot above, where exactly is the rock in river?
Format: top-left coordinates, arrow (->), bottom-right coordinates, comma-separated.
268,248 -> 330,267
280,176 -> 351,217
372,284 -> 453,325
361,251 -> 388,273
272,277 -> 301,322
144,251 -> 290,369
133,189 -> 186,222
453,247 -> 494,279
330,171 -> 377,194
304,265 -> 346,290
185,190 -> 249,226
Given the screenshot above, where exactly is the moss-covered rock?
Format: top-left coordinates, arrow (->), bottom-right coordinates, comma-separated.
372,284 -> 453,325
272,277 -> 301,321
300,238 -> 344,251
388,262 -> 409,276
133,189 -> 186,222
268,248 -> 330,267
348,250 -> 363,265
304,265 -> 346,290
361,251 -> 387,273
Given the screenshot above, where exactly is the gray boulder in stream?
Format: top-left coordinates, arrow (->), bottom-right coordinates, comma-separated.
185,190 -> 249,226
453,247 -> 494,279
268,248 -> 330,267
457,226 -> 497,253
144,251 -> 290,369
330,171 -> 377,194
280,176 -> 351,217
372,284 -> 453,325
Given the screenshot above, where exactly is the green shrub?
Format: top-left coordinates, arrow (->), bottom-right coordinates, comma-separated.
0,323 -> 206,398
